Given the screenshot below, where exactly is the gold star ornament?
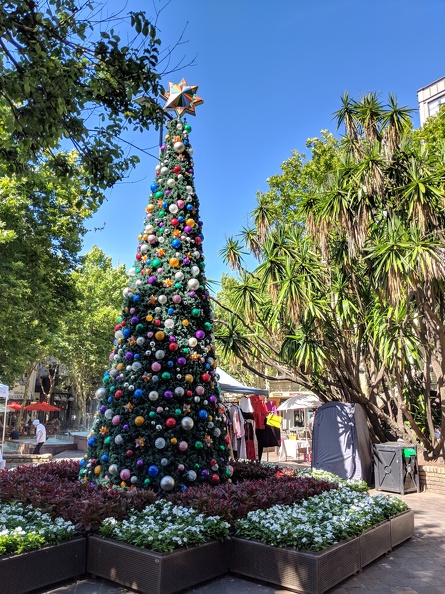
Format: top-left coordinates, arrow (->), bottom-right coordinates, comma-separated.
161,79 -> 203,117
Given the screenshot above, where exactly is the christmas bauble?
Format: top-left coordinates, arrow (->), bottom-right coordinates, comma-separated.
155,437 -> 166,449
108,464 -> 118,475
120,469 -> 131,481
181,416 -> 194,430
188,278 -> 200,290
160,476 -> 175,491
174,141 -> 185,153
134,416 -> 145,426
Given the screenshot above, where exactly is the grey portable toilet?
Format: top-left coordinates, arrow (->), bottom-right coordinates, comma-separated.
312,402 -> 373,485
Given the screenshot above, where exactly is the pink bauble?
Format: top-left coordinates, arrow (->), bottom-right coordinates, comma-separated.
179,441 -> 188,451
177,199 -> 185,209
151,362 -> 162,372
147,234 -> 157,244
195,385 -> 205,395
112,415 -> 121,426
172,294 -> 182,304
178,464 -> 185,472
120,469 -> 131,481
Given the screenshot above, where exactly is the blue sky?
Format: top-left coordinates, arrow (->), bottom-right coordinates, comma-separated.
82,0 -> 445,289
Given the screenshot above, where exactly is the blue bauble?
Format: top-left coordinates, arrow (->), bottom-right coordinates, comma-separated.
108,397 -> 113,403
186,204 -> 193,211
150,183 -> 159,192
87,437 -> 97,447
133,295 -> 140,302
122,328 -> 131,338
178,216 -> 184,222
79,459 -> 85,467
171,239 -> 181,249
101,454 -> 109,462
134,388 -> 143,398
148,465 -> 159,477
167,307 -> 174,314
198,410 -> 208,420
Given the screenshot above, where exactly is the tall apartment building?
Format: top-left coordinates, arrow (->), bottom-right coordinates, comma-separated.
417,76 -> 445,126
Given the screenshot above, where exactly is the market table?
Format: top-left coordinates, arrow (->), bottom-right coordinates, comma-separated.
279,439 -> 311,461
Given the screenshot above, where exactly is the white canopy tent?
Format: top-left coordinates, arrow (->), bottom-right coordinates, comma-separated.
216,367 -> 268,397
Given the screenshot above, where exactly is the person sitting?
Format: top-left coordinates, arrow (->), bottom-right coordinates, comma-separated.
9,427 -> 20,440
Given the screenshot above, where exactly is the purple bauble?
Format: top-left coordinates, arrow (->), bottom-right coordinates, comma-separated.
177,357 -> 186,366
165,190 -> 170,195
164,390 -> 173,400
148,276 -> 157,284
147,331 -> 154,338
184,225 -> 192,234
160,144 -> 166,151
201,469 -> 210,478
151,362 -> 162,372
189,291 -> 196,297
136,459 -> 144,468
130,316 -> 139,325
100,405 -> 106,413
183,257 -> 190,265
130,307 -> 136,314
195,330 -> 205,340
209,395 -> 217,404
122,424 -> 129,430
169,335 -> 176,342
125,352 -> 134,360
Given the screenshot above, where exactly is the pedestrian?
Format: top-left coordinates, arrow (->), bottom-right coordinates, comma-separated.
32,419 -> 46,454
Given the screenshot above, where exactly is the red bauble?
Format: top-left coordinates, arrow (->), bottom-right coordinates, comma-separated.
211,473 -> 220,484
170,218 -> 179,227
186,390 -> 193,397
210,459 -> 217,466
154,319 -> 161,326
126,450 -> 133,457
173,165 -> 181,173
115,390 -> 123,399
224,434 -> 231,444
135,253 -> 142,260
195,237 -> 202,245
168,342 -> 179,351
201,373 -> 211,383
166,417 -> 177,428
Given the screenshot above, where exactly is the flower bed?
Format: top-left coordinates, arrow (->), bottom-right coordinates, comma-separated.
0,502 -> 85,594
89,500 -> 230,593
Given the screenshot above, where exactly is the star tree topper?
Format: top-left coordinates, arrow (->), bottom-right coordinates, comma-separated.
161,78 -> 203,117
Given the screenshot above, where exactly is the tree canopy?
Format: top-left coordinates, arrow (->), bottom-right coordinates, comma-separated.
0,1 -> 169,384
217,94 -> 445,460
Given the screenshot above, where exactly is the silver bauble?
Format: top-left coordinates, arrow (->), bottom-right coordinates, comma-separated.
160,475 -> 175,491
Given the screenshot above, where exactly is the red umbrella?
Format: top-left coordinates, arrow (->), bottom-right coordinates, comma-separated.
7,401 -> 22,411
24,402 -> 61,412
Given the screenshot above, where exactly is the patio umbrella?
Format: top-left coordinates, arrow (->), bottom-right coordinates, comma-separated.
277,394 -> 322,411
24,402 -> 61,412
7,401 -> 22,412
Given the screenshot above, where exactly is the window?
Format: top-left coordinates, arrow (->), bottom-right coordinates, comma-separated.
428,95 -> 445,117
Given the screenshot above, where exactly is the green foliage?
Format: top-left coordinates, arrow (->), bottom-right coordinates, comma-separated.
0,1 -> 164,192
217,93 -> 445,458
53,246 -> 128,424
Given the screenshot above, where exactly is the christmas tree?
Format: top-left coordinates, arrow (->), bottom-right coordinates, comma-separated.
82,80 -> 231,492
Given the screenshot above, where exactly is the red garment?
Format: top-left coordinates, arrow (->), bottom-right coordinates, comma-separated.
250,395 -> 268,429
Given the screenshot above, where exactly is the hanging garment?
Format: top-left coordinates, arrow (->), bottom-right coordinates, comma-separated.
229,404 -> 246,459
250,395 -> 269,429
244,419 -> 256,460
240,396 -> 254,414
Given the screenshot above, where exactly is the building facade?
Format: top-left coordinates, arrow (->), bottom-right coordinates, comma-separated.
418,76 -> 445,126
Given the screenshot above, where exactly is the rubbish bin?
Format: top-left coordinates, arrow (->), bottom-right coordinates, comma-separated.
373,443 -> 420,494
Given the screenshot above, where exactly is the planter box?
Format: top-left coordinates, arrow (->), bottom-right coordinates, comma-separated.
87,535 -> 229,594
229,536 -> 360,594
390,509 -> 414,548
359,521 -> 391,567
0,538 -> 86,594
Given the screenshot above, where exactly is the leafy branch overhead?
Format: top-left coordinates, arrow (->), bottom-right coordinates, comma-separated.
0,0 -> 166,192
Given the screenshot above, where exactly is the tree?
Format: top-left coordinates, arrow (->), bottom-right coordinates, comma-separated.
0,1 -> 170,385
83,117 -> 231,491
54,246 -> 128,426
217,95 -> 445,460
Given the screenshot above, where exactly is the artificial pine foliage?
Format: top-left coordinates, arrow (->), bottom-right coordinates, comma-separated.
82,118 -> 231,492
